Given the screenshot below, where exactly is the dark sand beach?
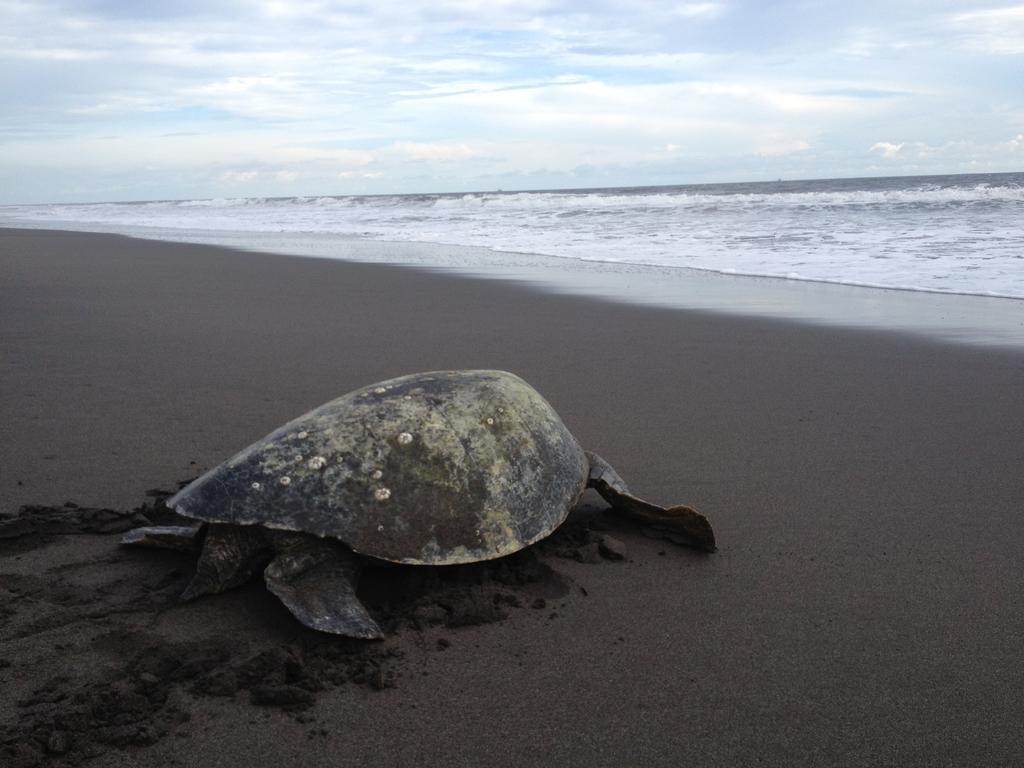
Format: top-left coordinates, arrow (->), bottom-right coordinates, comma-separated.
2,227 -> 1023,767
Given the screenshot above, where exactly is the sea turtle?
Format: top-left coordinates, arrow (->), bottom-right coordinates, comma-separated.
123,370 -> 715,638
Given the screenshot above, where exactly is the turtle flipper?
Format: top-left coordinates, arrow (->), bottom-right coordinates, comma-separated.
121,525 -> 204,552
585,451 -> 716,553
180,524 -> 272,601
263,534 -> 383,640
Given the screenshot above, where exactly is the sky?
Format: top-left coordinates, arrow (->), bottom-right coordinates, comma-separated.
1,0 -> 1022,203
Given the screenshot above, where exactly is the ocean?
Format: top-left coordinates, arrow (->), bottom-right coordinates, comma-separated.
2,172 -> 1023,347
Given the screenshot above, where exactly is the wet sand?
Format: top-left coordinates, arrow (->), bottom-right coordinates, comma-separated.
2,227 -> 1023,767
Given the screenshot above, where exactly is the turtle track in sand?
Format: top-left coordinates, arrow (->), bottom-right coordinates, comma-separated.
0,488 -> 630,767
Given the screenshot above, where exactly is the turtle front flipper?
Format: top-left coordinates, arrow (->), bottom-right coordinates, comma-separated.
263,533 -> 383,640
180,524 -> 272,601
121,525 -> 204,552
585,451 -> 716,553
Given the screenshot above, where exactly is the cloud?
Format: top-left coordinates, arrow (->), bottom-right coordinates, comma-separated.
869,142 -> 904,158
833,26 -> 930,58
949,5 -> 1024,55
391,141 -> 480,161
2,46 -> 108,61
671,3 -> 727,19
277,146 -> 375,167
0,0 -> 1022,202
220,169 -> 259,182
559,50 -> 712,70
338,170 -> 384,179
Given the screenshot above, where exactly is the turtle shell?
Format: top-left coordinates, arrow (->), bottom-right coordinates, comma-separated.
167,370 -> 588,565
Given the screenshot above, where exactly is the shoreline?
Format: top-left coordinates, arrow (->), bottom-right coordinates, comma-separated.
2,228 -> 1024,766
3,224 -> 1024,350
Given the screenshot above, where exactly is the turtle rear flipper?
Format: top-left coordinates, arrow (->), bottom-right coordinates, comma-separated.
586,451 -> 716,553
264,535 -> 383,640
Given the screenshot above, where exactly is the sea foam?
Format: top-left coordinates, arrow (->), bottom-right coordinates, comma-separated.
2,172 -> 1022,299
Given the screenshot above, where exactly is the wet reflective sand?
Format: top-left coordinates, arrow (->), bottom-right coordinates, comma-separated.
132,228 -> 1024,351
